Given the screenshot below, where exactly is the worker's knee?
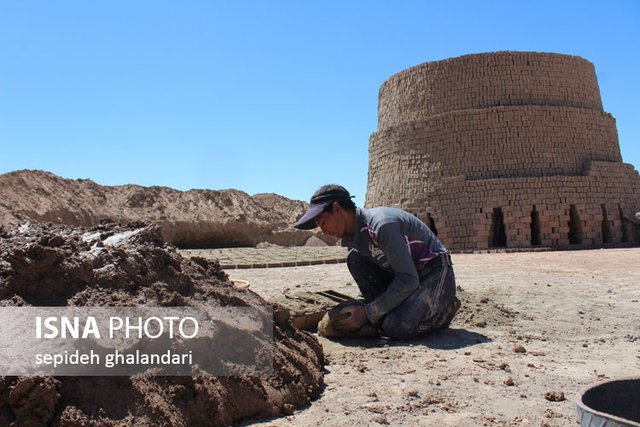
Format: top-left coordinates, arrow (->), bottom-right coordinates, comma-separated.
379,318 -> 420,340
380,308 -> 445,340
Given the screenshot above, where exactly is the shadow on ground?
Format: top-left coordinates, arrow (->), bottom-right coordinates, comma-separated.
317,327 -> 490,351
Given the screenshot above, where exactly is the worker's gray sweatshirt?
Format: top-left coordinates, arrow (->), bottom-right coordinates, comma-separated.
341,207 -> 448,324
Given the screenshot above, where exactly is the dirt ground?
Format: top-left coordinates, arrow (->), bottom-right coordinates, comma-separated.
228,248 -> 640,426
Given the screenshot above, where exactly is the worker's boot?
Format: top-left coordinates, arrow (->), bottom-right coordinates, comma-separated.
440,297 -> 461,329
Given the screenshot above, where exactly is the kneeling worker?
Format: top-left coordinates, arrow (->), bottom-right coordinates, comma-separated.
294,184 -> 460,339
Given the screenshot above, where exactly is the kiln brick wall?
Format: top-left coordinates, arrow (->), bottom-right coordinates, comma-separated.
419,162 -> 640,250
377,51 -> 603,130
365,52 -> 640,250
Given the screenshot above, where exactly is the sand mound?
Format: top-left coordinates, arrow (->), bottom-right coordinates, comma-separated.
0,170 -> 326,248
0,222 -> 324,426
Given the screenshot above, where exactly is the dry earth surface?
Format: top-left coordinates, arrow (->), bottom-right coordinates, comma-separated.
225,248 -> 640,426
0,170 -> 324,248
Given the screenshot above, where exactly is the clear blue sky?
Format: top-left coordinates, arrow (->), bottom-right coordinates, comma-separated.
1,1 -> 638,203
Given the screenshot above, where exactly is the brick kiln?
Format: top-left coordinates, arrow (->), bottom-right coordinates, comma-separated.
365,51 -> 640,250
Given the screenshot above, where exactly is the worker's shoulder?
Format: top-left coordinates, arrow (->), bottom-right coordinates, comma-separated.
361,206 -> 419,228
364,206 -> 415,219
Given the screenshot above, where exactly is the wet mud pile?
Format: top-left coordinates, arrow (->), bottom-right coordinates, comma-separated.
0,222 -> 324,426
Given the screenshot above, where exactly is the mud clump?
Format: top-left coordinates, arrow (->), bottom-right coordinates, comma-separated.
544,391 -> 566,402
0,222 -> 324,426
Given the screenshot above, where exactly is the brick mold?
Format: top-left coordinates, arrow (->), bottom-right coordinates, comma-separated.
365,51 -> 640,250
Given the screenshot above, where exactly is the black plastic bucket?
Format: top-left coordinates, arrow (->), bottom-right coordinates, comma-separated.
577,377 -> 640,426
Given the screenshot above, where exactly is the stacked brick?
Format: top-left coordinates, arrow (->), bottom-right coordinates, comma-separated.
365,51 -> 640,250
377,52 -> 603,130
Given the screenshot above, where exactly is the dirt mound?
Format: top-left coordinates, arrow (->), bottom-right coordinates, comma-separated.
452,286 -> 522,329
0,170 -> 323,248
0,222 -> 324,426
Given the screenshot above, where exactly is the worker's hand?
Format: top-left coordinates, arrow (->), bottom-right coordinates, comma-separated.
334,305 -> 368,332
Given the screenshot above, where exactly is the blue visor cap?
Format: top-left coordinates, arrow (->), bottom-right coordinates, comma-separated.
293,190 -> 353,230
